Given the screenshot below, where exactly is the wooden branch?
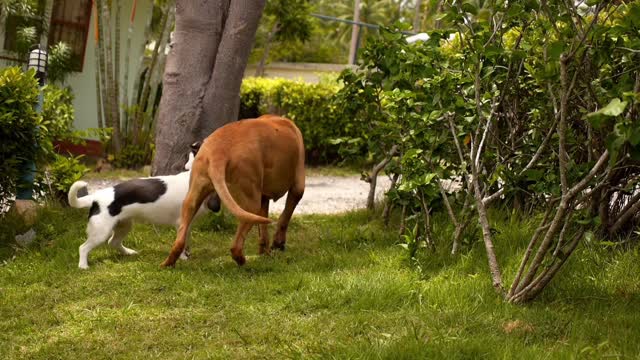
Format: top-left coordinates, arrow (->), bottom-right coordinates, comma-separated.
437,179 -> 458,228
552,211 -> 573,257
482,112 -> 556,207
510,229 -> 584,303
472,171 -> 504,293
419,189 -> 435,250
567,150 -> 609,199
558,55 -> 570,196
447,114 -> 466,164
565,4 -> 603,62
366,145 -> 399,210
399,205 -> 407,236
382,173 -> 400,226
508,206 -> 553,297
515,150 -> 608,293
610,194 -> 640,234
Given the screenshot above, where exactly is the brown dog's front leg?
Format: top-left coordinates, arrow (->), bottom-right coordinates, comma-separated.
162,183 -> 209,267
162,225 -> 188,267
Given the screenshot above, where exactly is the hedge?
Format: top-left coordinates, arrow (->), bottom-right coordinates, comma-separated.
240,77 -> 355,164
0,67 -> 41,202
0,66 -> 85,205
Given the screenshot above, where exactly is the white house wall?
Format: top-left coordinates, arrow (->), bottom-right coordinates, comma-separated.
69,0 -> 153,132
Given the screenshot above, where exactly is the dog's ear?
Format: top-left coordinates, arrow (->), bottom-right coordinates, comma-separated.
190,141 -> 202,155
185,152 -> 195,170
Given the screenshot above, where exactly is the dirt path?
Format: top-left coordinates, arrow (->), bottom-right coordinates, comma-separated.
86,175 -> 392,215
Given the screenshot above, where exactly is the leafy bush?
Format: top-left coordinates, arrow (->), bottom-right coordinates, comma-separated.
0,67 -> 84,204
336,2 -> 640,303
113,143 -> 154,169
47,42 -> 74,85
42,84 -> 75,142
0,67 -> 40,202
240,77 -> 357,164
35,154 -> 89,202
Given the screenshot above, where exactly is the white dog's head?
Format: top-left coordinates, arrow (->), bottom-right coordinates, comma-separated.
184,141 -> 202,170
185,152 -> 195,170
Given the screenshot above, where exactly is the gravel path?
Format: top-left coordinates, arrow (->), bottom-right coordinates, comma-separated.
86,175 -> 392,215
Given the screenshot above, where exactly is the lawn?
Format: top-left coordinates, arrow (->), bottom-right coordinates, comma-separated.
0,205 -> 638,359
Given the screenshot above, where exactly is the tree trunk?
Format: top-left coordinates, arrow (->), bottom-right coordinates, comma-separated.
365,145 -> 398,210
101,0 -> 121,153
413,0 -> 422,32
122,0 -> 136,136
93,0 -> 103,129
152,0 -> 266,175
254,21 -> 279,77
348,0 -> 361,65
96,0 -> 110,135
382,173 -> 400,226
114,0 -> 122,128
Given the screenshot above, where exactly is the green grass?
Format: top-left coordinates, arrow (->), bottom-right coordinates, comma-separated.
84,165 -> 361,180
0,206 -> 639,359
82,167 -> 151,181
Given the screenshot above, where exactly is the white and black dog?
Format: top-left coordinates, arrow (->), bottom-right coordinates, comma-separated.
68,143 -> 219,269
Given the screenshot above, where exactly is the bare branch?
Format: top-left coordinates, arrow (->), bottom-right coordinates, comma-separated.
447,114 -> 467,164
567,150 -> 609,199
511,229 -> 584,303
610,194 -> 640,234
508,206 -> 553,297
365,145 -> 399,210
472,171 -> 504,293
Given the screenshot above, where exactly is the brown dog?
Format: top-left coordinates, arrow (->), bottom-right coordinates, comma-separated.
161,115 -> 305,267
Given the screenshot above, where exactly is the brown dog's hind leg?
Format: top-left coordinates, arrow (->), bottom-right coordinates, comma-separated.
230,222 -> 253,266
162,177 -> 212,268
258,195 -> 270,255
272,184 -> 304,251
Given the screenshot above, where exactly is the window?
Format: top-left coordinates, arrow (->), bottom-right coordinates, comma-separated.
48,0 -> 92,71
3,0 -> 47,56
2,0 -> 92,71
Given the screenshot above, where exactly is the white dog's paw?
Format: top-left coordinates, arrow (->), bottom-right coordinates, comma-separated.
78,263 -> 89,270
121,248 -> 138,256
179,247 -> 191,260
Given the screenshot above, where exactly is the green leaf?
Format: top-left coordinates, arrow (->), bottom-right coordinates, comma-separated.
461,2 -> 478,16
587,98 -> 628,118
547,41 -> 565,60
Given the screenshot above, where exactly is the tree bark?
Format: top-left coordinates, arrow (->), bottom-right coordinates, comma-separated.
382,173 -> 400,226
348,0 -> 361,65
93,0 -> 103,129
413,0 -> 422,32
122,0 -> 137,134
114,0 -> 122,127
152,0 -> 266,175
254,21 -> 279,77
101,0 -> 121,153
96,0 -> 110,135
365,145 -> 398,210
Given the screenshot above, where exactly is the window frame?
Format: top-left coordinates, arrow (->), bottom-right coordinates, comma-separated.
47,0 -> 92,72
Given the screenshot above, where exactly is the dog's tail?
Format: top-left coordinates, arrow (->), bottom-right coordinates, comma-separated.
68,181 -> 93,208
209,160 -> 271,225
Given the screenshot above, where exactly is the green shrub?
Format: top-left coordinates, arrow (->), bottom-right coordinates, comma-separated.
240,77 -> 358,164
0,67 -> 40,202
113,143 -> 154,169
35,154 -> 89,202
42,84 -> 75,142
0,67 -> 82,204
